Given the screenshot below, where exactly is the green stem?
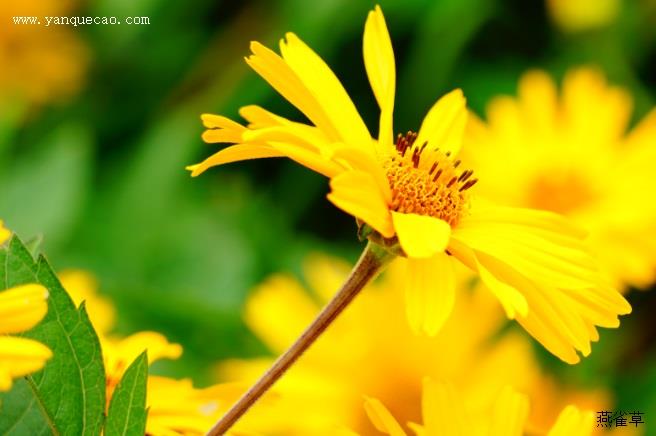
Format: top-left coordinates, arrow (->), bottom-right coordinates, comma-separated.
207,242 -> 395,435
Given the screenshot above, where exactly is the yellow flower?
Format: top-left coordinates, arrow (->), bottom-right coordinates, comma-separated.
102,331 -> 183,398
63,269 -> 248,435
189,6 -> 630,363
219,255 -> 609,435
0,0 -> 87,105
59,269 -> 116,335
364,378 -> 595,436
146,376 -> 249,436
463,68 -> 656,291
0,283 -> 52,391
104,332 -> 259,436
546,0 -> 619,32
0,220 -> 10,244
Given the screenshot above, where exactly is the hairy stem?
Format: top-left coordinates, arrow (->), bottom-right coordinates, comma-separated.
207,242 -> 395,435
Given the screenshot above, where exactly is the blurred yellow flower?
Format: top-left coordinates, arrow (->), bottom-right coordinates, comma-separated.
0,0 -> 87,105
59,269 -> 116,335
146,376 -> 249,436
547,0 -> 619,32
0,283 -> 52,391
219,255 -> 608,435
61,269 -> 249,436
104,332 -> 254,436
464,68 -> 656,291
363,378 -> 594,436
102,331 -> 183,398
0,220 -> 10,244
189,6 -> 630,363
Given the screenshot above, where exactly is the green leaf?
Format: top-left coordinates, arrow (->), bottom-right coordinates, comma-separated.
105,352 -> 149,436
0,236 -> 106,436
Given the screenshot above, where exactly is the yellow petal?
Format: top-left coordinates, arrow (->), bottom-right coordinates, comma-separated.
364,396 -> 407,436
404,254 -> 456,336
468,252 -> 528,319
244,275 -> 318,354
104,331 -> 182,383
279,33 -> 372,149
562,68 -> 631,151
59,270 -> 116,335
270,141 -> 343,178
202,129 -> 244,144
186,143 -> 283,177
422,379 -> 467,436
0,336 -> 52,390
391,212 -> 451,258
547,406 -> 594,436
458,204 -> 587,239
239,105 -> 286,128
0,336 -> 53,361
327,171 -> 394,237
242,124 -> 331,154
517,70 -> 558,136
246,41 -> 340,141
0,284 -> 49,334
414,89 -> 468,157
332,144 -> 392,204
454,205 -> 596,290
465,247 -> 583,363
363,5 -> 396,152
200,113 -> 247,131
488,386 -> 529,436
0,220 -> 10,245
0,371 -> 12,391
455,223 -> 596,290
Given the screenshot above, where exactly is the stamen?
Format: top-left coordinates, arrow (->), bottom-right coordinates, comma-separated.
459,178 -> 478,191
458,169 -> 473,183
386,130 -> 476,227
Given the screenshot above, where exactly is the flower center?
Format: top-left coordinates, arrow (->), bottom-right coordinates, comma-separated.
527,169 -> 598,215
384,132 -> 477,227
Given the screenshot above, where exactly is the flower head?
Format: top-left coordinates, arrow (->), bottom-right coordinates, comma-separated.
64,269 -> 250,436
364,378 -> 595,436
0,0 -> 87,105
189,6 -> 630,363
0,283 -> 52,391
463,67 -> 656,290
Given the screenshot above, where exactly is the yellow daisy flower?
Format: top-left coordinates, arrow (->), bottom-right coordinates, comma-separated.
219,255 -> 610,435
463,67 -> 656,290
189,6 -> 630,363
0,0 -> 87,105
364,378 -> 595,436
104,332 -> 259,436
62,269 -> 252,435
102,331 -> 183,398
146,376 -> 250,436
0,283 -> 52,391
